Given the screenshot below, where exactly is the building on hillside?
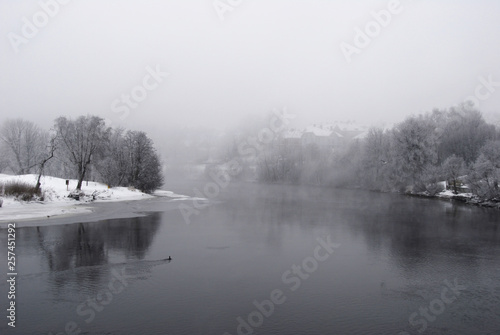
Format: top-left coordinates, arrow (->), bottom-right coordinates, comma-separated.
282,122 -> 368,150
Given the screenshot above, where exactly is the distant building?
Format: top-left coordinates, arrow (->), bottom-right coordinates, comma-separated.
282,121 -> 368,150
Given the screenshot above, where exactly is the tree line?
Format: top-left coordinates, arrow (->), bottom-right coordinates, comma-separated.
0,115 -> 163,193
253,103 -> 500,201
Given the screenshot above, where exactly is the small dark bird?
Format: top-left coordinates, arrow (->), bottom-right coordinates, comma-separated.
167,256 -> 172,260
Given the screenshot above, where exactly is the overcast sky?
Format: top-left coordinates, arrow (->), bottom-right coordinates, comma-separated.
1,0 -> 500,133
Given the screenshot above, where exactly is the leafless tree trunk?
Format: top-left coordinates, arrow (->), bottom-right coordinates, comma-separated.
0,118 -> 48,175
34,137 -> 57,193
54,115 -> 110,191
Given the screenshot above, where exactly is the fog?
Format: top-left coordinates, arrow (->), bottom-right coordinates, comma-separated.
1,0 -> 500,135
2,3 -> 500,334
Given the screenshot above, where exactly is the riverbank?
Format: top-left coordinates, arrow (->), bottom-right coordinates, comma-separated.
0,174 -> 194,226
0,196 -> 201,228
403,189 -> 500,209
335,182 -> 500,210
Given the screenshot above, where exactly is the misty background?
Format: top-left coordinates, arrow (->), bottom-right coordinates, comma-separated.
1,0 -> 500,173
2,1 -> 500,126
2,4 -> 500,334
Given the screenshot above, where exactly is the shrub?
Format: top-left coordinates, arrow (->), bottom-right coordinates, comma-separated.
0,181 -> 41,201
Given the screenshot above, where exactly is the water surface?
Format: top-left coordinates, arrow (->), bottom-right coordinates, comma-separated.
1,182 -> 499,335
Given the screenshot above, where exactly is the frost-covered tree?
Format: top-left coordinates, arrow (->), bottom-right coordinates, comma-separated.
361,127 -> 390,190
95,128 -> 129,187
467,140 -> 500,199
0,118 -> 49,174
257,141 -> 302,184
54,115 -> 110,190
391,116 -> 438,189
438,104 -> 496,165
441,155 -> 466,194
123,130 -> 164,193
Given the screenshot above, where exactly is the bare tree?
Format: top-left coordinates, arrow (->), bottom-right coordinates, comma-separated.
0,146 -> 8,173
95,128 -> 129,187
257,142 -> 302,183
0,118 -> 48,174
34,136 -> 57,193
54,115 -> 110,190
362,127 -> 390,190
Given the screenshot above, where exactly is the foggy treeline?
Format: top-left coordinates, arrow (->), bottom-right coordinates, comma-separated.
202,103 -> 500,201
0,115 -> 163,193
3,104 -> 499,202
333,104 -> 500,200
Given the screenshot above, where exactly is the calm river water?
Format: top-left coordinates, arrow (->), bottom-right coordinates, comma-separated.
0,182 -> 499,335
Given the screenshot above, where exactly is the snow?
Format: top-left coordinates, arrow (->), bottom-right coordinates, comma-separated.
282,129 -> 303,139
304,126 -> 333,137
0,174 -> 188,222
283,123 -> 368,140
353,131 -> 368,140
152,190 -> 190,200
438,190 -> 474,199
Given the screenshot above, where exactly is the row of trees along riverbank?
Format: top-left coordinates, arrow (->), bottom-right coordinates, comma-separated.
0,115 -> 163,193
253,103 -> 500,202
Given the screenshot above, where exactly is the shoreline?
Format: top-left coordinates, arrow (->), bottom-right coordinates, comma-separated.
405,192 -> 500,209
329,184 -> 500,210
3,180 -> 497,229
0,174 -> 201,227
0,193 -> 206,228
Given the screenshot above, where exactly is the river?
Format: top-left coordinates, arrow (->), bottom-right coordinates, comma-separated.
0,182 -> 499,335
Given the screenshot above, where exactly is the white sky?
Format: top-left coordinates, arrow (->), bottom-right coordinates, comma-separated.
1,0 -> 500,132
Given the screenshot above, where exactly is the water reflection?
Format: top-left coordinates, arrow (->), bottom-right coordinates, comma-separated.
0,184 -> 499,335
26,213 -> 162,289
213,183 -> 500,279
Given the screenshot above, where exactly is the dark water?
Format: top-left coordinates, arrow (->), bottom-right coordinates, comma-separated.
1,182 -> 499,335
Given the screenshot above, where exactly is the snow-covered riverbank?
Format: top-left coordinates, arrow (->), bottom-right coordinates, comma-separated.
0,174 -> 190,223
404,188 -> 500,209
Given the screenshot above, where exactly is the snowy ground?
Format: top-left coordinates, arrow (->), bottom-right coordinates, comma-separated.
411,181 -> 475,200
437,189 -> 474,199
0,174 -> 189,222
